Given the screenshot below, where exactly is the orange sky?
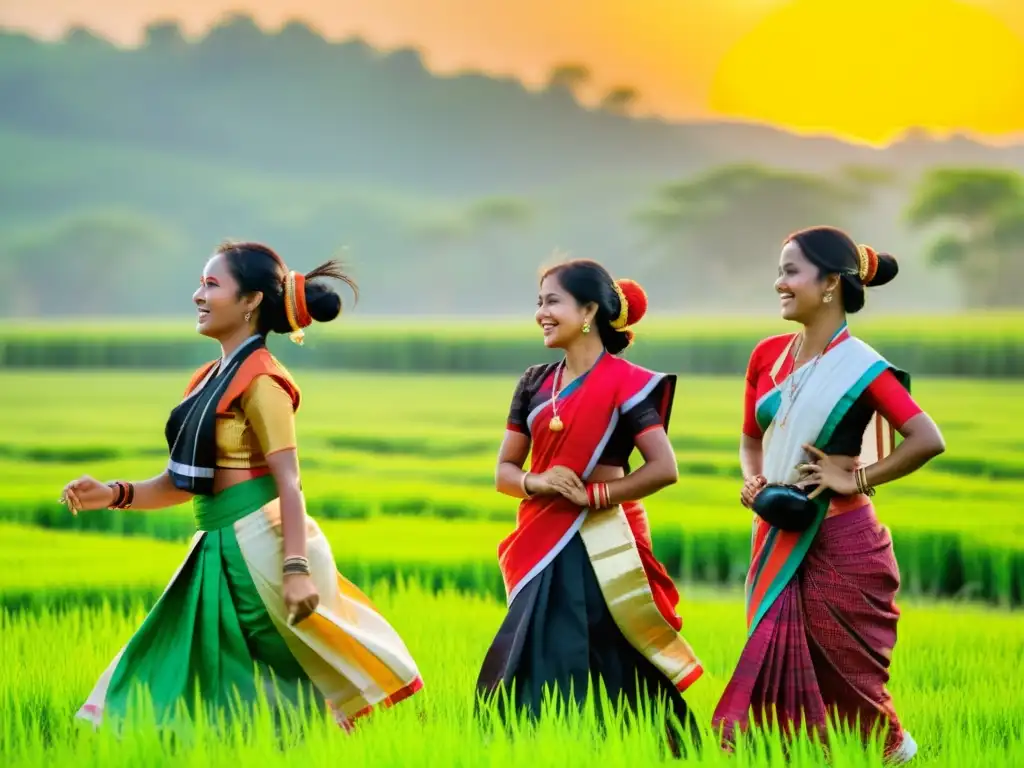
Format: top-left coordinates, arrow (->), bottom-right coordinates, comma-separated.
3,0 -> 1024,144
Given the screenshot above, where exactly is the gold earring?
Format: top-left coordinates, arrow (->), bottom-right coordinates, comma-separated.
245,311 -> 252,322
582,320 -> 591,334
823,292 -> 833,304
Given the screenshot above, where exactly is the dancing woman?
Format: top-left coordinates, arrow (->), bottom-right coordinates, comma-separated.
475,259 -> 703,756
62,241 -> 423,730
712,227 -> 945,763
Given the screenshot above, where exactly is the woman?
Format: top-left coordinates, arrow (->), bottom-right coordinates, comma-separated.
61,241 -> 423,731
474,259 -> 704,756
712,227 -> 946,763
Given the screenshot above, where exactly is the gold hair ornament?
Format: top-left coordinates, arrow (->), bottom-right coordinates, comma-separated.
610,281 -> 630,330
283,271 -> 307,346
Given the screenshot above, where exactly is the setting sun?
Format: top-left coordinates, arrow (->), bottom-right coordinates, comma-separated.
709,0 -> 1024,144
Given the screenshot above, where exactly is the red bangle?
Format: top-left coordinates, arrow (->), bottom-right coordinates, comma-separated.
107,481 -> 135,509
587,482 -> 612,509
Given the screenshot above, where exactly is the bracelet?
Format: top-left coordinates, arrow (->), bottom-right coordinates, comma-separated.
106,481 -> 135,509
520,472 -> 534,497
855,467 -> 876,497
586,482 -> 611,509
283,555 -> 311,576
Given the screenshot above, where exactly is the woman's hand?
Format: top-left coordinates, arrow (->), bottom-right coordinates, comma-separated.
558,481 -> 590,507
59,476 -> 116,515
528,466 -> 586,498
740,474 -> 767,508
795,445 -> 858,499
283,574 -> 320,626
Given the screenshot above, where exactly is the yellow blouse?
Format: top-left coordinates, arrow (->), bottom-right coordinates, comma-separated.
215,375 -> 297,468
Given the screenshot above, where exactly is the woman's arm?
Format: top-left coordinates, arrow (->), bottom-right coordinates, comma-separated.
495,430 -> 534,498
861,373 -> 945,487
601,428 -> 678,505
61,469 -> 193,514
863,412 -> 945,488
497,367 -> 533,499
265,449 -> 307,560
118,471 -> 194,510
740,349 -> 767,482
243,377 -> 305,558
243,376 -> 319,625
739,434 -> 764,481
798,373 -> 945,497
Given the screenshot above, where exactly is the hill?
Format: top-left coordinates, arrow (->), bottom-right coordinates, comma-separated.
2,16 -> 1021,315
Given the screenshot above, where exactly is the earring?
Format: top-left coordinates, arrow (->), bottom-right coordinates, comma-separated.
582,320 -> 591,334
823,292 -> 833,304
244,311 -> 252,322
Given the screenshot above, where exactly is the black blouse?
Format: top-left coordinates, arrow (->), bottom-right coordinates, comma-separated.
505,363 -> 668,469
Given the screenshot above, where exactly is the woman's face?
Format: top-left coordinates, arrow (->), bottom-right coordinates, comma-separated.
535,273 -> 591,349
775,240 -> 836,323
193,254 -> 255,339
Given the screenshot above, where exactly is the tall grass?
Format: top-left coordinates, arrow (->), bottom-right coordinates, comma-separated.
1,582 -> 1021,767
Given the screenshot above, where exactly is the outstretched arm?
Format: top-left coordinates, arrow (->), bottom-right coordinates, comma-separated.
61,469 -> 193,514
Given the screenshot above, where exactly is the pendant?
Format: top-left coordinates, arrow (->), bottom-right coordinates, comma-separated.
549,416 -> 564,432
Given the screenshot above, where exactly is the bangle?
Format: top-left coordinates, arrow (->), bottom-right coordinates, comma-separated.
520,472 -> 534,497
855,467 -> 876,497
586,482 -> 611,509
106,481 -> 135,509
283,555 -> 311,576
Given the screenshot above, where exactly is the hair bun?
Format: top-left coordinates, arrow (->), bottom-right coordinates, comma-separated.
616,279 -> 648,326
868,252 -> 898,287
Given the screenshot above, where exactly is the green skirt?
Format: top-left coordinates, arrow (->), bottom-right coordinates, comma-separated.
77,475 -> 423,730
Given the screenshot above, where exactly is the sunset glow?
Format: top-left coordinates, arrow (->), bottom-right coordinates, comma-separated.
710,0 -> 1024,144
3,0 -> 1024,144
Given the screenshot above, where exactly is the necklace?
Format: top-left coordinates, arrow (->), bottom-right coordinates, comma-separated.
777,336 -> 823,430
548,361 -> 567,432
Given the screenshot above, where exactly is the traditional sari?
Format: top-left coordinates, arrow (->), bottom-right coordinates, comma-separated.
476,352 -> 703,754
78,341 -> 422,731
712,325 -> 918,763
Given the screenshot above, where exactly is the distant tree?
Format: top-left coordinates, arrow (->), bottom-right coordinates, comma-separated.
409,196 -> 535,312
467,196 -> 534,231
408,213 -> 473,312
1,210 -> 183,316
546,63 -> 591,98
840,164 -> 899,197
634,164 -> 866,303
905,168 -> 1024,307
63,25 -> 111,50
144,20 -> 187,50
599,86 -> 639,115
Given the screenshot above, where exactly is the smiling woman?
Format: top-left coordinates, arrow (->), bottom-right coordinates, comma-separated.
709,0 -> 1024,143
58,241 -> 425,734
476,258 -> 704,758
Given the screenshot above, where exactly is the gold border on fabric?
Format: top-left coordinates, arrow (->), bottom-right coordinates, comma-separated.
578,506 -> 702,691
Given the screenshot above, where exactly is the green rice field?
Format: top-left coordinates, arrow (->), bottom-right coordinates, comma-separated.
2,312 -> 1022,376
2,538 -> 1022,767
1,370 -> 1021,606
1,364 -> 1022,765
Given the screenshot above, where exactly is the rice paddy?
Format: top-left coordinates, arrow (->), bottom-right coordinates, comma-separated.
1,366 -> 1022,765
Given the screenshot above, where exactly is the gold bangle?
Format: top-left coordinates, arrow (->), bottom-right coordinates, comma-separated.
283,555 -> 311,576
857,467 -> 876,497
520,472 -> 533,497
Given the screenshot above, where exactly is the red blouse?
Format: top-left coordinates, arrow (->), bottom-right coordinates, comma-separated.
742,333 -> 922,443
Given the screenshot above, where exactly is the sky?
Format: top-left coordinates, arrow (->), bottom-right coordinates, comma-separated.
3,0 -> 1024,145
